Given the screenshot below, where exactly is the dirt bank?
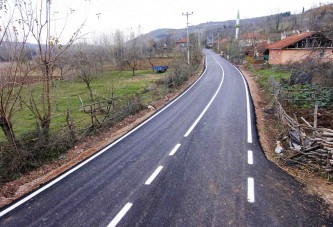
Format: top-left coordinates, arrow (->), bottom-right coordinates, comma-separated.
240,65 -> 333,211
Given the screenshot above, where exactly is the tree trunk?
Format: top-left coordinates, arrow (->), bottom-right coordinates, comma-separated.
40,116 -> 51,144
100,60 -> 103,74
60,66 -> 64,80
87,83 -> 94,101
41,61 -> 52,143
148,57 -> 154,71
0,116 -> 16,144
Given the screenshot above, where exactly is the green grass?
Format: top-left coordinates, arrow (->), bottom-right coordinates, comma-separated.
1,69 -> 165,141
249,66 -> 290,89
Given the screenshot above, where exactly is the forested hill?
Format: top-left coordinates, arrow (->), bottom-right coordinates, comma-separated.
143,3 -> 333,42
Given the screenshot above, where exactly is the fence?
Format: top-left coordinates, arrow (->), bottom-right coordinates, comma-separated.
269,76 -> 333,173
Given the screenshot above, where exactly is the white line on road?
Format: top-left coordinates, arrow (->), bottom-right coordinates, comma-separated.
232,65 -> 253,144
169,144 -> 181,156
220,57 -> 253,144
241,74 -> 253,144
184,54 -> 225,137
248,150 -> 253,165
107,203 -> 132,227
145,166 -> 163,185
247,177 -> 255,203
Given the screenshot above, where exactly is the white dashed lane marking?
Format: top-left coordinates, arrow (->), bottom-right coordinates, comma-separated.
107,203 -> 132,227
145,166 -> 163,185
169,144 -> 181,156
248,150 -> 253,165
247,177 -> 255,203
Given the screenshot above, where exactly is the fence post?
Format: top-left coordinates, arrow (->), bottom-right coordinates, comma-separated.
66,108 -> 77,142
313,102 -> 318,136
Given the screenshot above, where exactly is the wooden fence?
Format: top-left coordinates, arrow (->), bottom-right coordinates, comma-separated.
269,75 -> 333,172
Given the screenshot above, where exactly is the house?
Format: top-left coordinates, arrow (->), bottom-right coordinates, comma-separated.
265,31 -> 333,64
239,33 -> 267,47
176,38 -> 188,47
243,41 -> 269,60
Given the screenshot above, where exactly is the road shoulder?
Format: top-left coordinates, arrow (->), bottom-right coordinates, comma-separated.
240,65 -> 333,211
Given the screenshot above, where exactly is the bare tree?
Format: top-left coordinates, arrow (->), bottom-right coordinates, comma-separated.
54,52 -> 70,80
0,0 -> 32,144
123,27 -> 144,76
93,33 -> 112,74
21,0 -> 85,143
71,47 -> 96,101
113,29 -> 125,70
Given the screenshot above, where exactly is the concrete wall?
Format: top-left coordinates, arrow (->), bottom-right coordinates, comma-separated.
268,48 -> 333,64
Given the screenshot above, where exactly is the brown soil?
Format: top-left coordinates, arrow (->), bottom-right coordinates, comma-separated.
240,65 -> 333,211
283,106 -> 333,129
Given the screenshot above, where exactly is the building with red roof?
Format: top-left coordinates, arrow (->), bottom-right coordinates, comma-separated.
266,31 -> 333,64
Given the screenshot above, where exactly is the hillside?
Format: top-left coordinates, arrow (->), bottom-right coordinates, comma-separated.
143,3 -> 333,43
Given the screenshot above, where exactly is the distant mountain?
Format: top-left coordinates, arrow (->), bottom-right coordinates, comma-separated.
142,3 -> 333,43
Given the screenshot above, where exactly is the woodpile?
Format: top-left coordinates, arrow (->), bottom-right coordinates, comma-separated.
274,98 -> 333,172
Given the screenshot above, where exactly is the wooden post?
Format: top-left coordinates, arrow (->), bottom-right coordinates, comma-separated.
66,108 -> 77,142
78,95 -> 84,112
313,102 -> 318,136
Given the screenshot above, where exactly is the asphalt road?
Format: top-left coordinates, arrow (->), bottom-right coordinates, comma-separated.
1,49 -> 332,226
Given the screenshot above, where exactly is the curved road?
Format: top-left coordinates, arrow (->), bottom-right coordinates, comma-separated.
0,49 -> 332,226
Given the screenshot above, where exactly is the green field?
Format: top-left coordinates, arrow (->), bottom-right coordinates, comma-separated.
2,69 -> 167,140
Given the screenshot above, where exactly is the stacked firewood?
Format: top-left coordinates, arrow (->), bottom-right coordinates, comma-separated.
274,99 -> 333,172
311,129 -> 333,172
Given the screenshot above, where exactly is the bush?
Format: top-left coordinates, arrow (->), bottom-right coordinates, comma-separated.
245,56 -> 256,65
285,60 -> 333,87
160,58 -> 197,89
0,131 -> 75,185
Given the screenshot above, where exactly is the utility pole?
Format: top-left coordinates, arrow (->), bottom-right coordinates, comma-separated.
182,12 -> 193,65
217,32 -> 220,53
235,10 -> 240,40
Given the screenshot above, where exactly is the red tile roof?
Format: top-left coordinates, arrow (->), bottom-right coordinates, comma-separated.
240,33 -> 265,40
267,31 -> 316,49
216,39 -> 230,44
176,38 -> 188,43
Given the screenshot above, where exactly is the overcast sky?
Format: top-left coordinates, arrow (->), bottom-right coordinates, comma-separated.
50,0 -> 332,40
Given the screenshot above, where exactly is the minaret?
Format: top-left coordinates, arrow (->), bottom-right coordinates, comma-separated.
235,10 -> 240,40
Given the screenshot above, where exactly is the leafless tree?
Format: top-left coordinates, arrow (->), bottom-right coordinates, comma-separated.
92,33 -> 112,74
123,27 -> 144,76
113,29 -> 125,70
54,52 -> 70,80
0,0 -> 32,144
71,47 -> 96,101
21,0 -> 85,143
